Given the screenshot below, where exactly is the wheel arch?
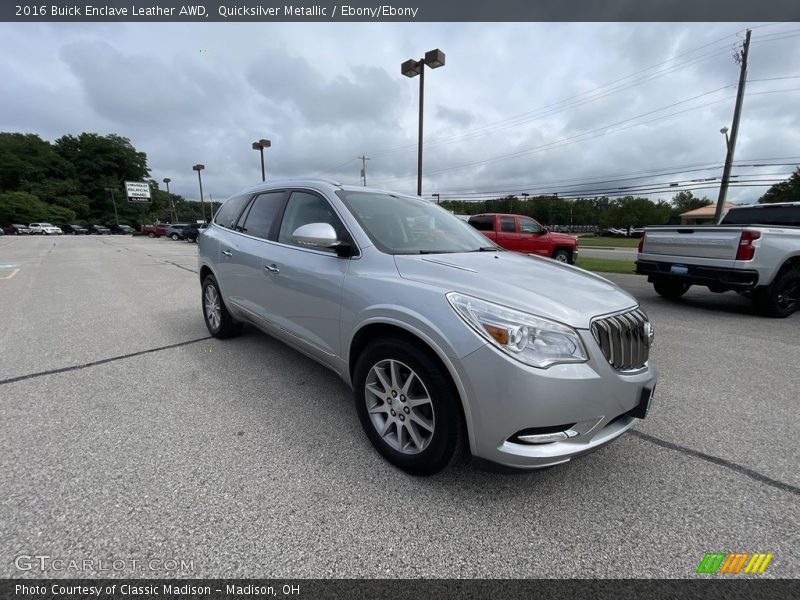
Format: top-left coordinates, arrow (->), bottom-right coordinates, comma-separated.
348,321 -> 477,455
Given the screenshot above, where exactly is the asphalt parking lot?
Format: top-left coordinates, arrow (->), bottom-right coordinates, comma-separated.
1,234 -> 797,579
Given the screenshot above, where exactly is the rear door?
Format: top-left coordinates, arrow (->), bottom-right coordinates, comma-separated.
495,215 -> 522,250
215,191 -> 287,318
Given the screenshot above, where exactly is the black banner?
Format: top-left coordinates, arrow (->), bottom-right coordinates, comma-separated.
2,0 -> 800,22
1,579 -> 798,600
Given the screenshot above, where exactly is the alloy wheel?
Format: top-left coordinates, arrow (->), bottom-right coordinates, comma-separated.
364,359 -> 435,454
204,284 -> 221,331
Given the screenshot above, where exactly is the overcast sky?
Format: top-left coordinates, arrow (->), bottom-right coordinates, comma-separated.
1,21 -> 799,204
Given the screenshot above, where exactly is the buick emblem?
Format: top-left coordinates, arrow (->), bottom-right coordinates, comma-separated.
642,322 -> 655,348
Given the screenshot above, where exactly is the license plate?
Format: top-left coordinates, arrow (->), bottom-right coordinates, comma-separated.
630,387 -> 654,419
670,264 -> 689,275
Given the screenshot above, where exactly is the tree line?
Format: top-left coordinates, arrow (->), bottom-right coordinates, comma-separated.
1,130 -> 797,227
0,132 -> 208,226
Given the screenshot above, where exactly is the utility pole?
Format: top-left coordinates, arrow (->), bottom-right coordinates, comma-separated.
715,29 -> 751,223
358,155 -> 370,186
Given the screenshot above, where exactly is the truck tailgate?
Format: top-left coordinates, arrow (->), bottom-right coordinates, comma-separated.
642,227 -> 742,260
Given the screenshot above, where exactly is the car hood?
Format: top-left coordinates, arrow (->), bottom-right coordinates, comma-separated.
550,232 -> 577,245
394,251 -> 637,329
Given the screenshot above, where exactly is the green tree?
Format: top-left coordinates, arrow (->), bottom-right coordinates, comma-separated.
54,133 -> 150,224
759,167 -> 800,203
599,196 -> 671,229
0,191 -> 75,224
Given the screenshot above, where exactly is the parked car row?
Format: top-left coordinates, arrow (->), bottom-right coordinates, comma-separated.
2,223 -> 136,235
141,222 -> 209,242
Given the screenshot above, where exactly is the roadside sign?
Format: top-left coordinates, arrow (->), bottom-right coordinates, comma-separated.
125,181 -> 151,203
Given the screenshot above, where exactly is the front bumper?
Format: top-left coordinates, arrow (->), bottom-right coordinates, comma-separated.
454,330 -> 658,469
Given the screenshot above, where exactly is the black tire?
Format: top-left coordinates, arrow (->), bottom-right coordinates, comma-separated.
148,232 -> 155,238
171,233 -> 180,240
352,336 -> 463,476
201,275 -> 243,339
653,278 -> 691,299
552,249 -> 571,263
754,268 -> 800,318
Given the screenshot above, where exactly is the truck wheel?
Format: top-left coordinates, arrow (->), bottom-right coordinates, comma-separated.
653,278 -> 691,299
552,249 -> 571,263
148,232 -> 155,238
755,268 -> 800,318
353,336 -> 463,476
202,275 -> 243,338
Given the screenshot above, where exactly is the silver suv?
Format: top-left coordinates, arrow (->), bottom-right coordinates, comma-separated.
198,179 -> 658,475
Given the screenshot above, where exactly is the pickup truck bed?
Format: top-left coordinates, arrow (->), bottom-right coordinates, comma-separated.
636,218 -> 800,317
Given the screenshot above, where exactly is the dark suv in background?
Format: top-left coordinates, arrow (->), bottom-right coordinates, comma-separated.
62,224 -> 89,235
184,222 -> 208,242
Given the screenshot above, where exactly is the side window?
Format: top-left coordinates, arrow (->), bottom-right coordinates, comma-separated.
468,216 -> 493,231
239,192 -> 285,240
500,216 -> 516,232
519,217 -> 542,233
278,192 -> 345,251
214,194 -> 251,229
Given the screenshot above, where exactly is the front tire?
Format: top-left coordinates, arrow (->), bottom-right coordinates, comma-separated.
653,278 -> 691,299
171,233 -> 180,240
754,268 -> 800,318
201,275 -> 243,339
353,336 -> 463,476
552,249 -> 571,263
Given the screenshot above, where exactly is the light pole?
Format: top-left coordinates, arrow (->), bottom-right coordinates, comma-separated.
104,187 -> 120,226
401,48 -> 446,196
432,193 -> 440,205
251,139 -> 271,182
192,164 -> 206,221
163,177 -> 176,222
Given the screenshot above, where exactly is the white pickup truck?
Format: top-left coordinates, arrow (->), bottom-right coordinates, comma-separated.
636,201 -> 800,317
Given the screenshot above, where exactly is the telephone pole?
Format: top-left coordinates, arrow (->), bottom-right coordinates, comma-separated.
714,29 -> 751,223
358,155 -> 370,186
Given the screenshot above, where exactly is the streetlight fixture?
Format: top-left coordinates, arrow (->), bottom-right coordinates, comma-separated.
401,48 -> 446,196
104,186 -> 120,226
432,193 -> 440,205
192,164 -> 207,221
251,139 -> 271,182
162,177 -> 176,222
521,192 -> 529,204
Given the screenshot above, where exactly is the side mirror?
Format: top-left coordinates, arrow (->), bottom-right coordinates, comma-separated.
291,223 -> 341,248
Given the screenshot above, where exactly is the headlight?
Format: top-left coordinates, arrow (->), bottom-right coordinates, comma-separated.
446,292 -> 588,368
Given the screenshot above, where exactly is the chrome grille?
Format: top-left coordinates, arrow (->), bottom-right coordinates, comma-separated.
590,308 -> 650,371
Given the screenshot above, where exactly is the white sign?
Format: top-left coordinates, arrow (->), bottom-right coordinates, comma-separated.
125,181 -> 151,202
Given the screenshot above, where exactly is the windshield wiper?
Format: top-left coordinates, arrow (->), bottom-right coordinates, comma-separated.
474,246 -> 500,252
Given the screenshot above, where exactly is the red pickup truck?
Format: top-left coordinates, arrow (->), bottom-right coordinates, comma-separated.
467,213 -> 578,264
141,224 -> 167,238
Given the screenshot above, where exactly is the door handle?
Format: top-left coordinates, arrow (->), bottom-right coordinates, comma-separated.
264,264 -> 280,274
221,249 -> 233,256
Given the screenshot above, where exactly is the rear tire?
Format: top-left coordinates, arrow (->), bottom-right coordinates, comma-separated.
653,278 -> 691,299
353,336 -> 463,476
148,232 -> 155,238
201,275 -> 243,339
754,268 -> 800,318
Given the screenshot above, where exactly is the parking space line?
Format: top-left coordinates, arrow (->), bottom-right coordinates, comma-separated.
0,336 -> 212,386
630,429 -> 800,497
0,268 -> 20,280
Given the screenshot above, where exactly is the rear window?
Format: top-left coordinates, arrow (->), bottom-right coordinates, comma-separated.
214,194 -> 252,229
468,216 -> 493,231
721,205 -> 800,226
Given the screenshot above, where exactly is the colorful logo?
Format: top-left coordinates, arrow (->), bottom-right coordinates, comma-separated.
696,552 -> 773,574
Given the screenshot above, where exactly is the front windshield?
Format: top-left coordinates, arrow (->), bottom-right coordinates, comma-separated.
338,191 -> 496,254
